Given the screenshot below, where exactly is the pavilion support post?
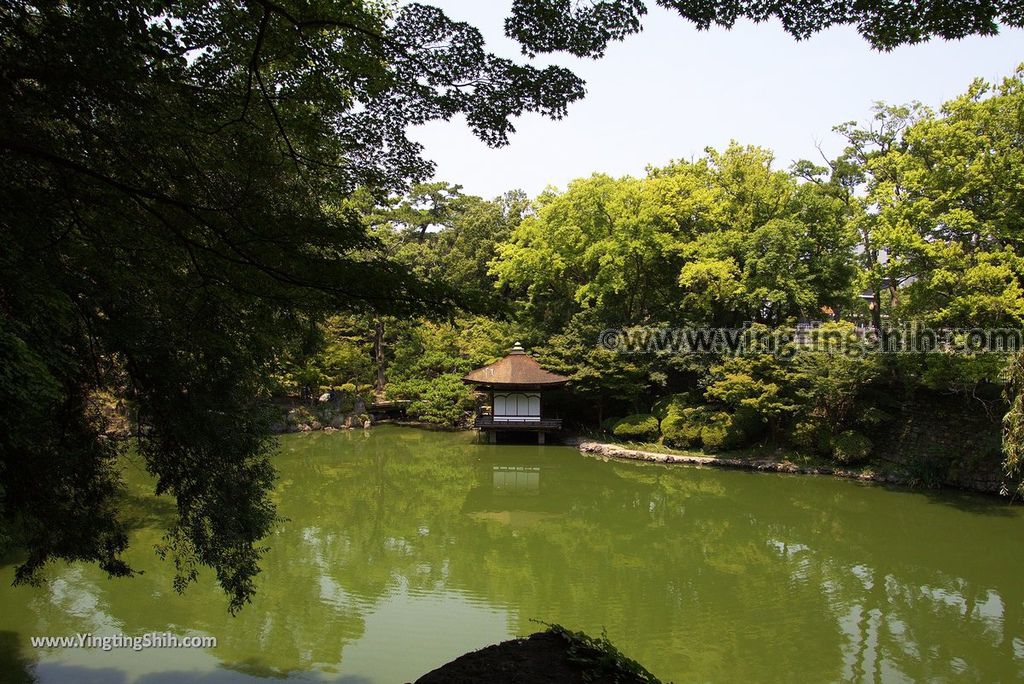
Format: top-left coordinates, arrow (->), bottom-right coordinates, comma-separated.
537,432 -> 545,445
488,431 -> 497,444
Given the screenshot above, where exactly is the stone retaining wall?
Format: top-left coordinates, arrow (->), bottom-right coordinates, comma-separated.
577,440 -> 1011,495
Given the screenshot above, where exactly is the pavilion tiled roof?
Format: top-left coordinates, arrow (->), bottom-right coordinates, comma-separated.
463,344 -> 570,387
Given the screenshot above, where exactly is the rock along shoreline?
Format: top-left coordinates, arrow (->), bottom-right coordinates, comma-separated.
279,422 -> 1012,496
578,440 -> 932,489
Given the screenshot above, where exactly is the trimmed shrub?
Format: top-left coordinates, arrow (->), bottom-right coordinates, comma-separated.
701,411 -> 753,452
389,374 -> 474,427
660,410 -> 686,446
661,405 -> 706,448
700,425 -> 728,451
832,430 -> 873,465
286,406 -> 315,427
601,416 -> 622,434
612,414 -> 661,441
790,420 -> 833,455
652,393 -> 691,421
663,405 -> 760,452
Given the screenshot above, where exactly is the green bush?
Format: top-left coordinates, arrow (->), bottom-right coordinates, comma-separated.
601,416 -> 622,434
677,417 -> 705,446
659,410 -> 686,446
700,411 -> 753,452
388,374 -> 475,427
612,414 -> 661,441
652,393 -> 691,421
661,405 -> 706,447
832,430 -> 873,465
662,404 -> 761,452
790,419 -> 833,455
857,406 -> 893,427
408,375 -> 475,426
730,406 -> 765,443
384,377 -> 428,401
699,425 -> 727,451
285,406 -> 315,427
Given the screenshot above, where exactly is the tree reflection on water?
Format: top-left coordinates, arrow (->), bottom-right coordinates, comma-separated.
1,426 -> 1021,682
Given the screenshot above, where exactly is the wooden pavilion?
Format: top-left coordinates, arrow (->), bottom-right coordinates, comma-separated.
463,343 -> 569,444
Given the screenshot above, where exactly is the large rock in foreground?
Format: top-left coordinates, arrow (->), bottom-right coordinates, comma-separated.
414,628 -> 662,684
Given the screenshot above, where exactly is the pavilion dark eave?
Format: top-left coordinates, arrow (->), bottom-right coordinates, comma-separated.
462,343 -> 569,389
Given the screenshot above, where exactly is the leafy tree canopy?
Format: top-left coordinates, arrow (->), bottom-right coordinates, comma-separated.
505,0 -> 1023,56
0,0 -> 585,612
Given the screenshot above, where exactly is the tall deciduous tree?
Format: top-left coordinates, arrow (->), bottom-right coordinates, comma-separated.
836,70 -> 1024,329
0,0 -> 583,611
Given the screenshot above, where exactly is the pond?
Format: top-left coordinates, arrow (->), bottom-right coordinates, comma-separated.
2,426 -> 1023,683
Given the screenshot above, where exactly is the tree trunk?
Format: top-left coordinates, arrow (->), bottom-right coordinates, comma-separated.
888,282 -> 900,313
871,289 -> 883,333
373,318 -> 387,394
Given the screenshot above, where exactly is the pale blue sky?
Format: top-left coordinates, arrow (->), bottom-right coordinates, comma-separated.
411,2 -> 1024,199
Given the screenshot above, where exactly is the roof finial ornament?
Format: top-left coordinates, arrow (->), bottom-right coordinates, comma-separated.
463,342 -> 569,387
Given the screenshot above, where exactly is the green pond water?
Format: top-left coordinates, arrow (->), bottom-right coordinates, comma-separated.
2,426 -> 1023,683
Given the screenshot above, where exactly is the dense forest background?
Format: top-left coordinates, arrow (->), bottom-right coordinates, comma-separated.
281,69 -> 1024,481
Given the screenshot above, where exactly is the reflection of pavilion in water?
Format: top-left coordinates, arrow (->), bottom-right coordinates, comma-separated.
491,465 -> 540,496
463,457 -> 565,528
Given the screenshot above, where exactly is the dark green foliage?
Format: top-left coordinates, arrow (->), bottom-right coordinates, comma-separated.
788,344 -> 883,453
729,406 -> 766,445
0,315 -> 131,584
661,406 -> 706,448
1006,353 -> 1024,492
660,405 -> 755,452
899,453 -> 950,489
387,375 -> 475,427
507,0 -> 1021,56
539,622 -> 663,684
537,312 -> 663,418
601,416 -> 624,433
652,393 -> 693,421
611,414 -> 661,441
791,420 -> 834,456
0,0 -> 587,609
700,411 -> 751,452
832,431 -> 873,465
